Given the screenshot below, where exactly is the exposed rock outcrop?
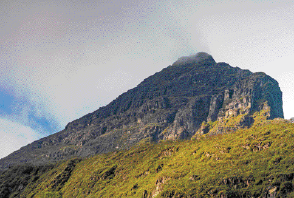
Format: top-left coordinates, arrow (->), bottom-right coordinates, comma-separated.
0,52 -> 284,169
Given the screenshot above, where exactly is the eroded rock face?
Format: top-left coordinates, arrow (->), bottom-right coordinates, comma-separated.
0,52 -> 284,169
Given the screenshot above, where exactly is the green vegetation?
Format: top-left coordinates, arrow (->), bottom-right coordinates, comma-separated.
1,114 -> 294,197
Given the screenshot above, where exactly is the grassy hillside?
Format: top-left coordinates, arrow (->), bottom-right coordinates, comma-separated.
1,115 -> 294,197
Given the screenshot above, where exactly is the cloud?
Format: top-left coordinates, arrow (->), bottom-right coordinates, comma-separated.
0,0 -> 212,131
0,118 -> 42,159
276,71 -> 294,119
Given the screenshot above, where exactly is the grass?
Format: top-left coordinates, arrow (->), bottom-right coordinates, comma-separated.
1,114 -> 294,197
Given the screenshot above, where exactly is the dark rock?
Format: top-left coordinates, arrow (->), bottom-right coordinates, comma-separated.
0,52 -> 284,169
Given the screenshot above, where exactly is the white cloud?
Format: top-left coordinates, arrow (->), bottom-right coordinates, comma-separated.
0,118 -> 42,159
276,71 -> 294,119
0,0 -> 204,130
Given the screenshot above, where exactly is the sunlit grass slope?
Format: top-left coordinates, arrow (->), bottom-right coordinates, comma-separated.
2,115 -> 294,197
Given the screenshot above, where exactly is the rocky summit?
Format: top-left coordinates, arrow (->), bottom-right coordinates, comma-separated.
0,52 -> 283,169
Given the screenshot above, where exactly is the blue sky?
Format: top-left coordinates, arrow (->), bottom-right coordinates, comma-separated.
1,0 -> 294,159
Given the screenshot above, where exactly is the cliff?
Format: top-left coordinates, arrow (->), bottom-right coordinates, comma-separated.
0,52 -> 284,169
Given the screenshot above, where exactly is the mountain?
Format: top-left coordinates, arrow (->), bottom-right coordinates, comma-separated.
1,117 -> 294,197
0,52 -> 283,170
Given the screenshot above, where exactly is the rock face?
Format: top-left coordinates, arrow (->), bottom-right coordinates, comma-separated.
0,52 -> 284,169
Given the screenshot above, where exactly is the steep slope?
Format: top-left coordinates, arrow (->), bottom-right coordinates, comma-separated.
0,52 -> 283,169
1,116 -> 294,198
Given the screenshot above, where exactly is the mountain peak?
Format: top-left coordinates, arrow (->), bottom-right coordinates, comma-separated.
172,52 -> 215,66
0,53 -> 284,170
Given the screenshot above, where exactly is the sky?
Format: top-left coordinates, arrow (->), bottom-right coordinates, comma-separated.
0,0 -> 294,159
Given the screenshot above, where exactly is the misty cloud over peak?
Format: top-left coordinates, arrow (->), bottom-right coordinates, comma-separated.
172,52 -> 215,66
